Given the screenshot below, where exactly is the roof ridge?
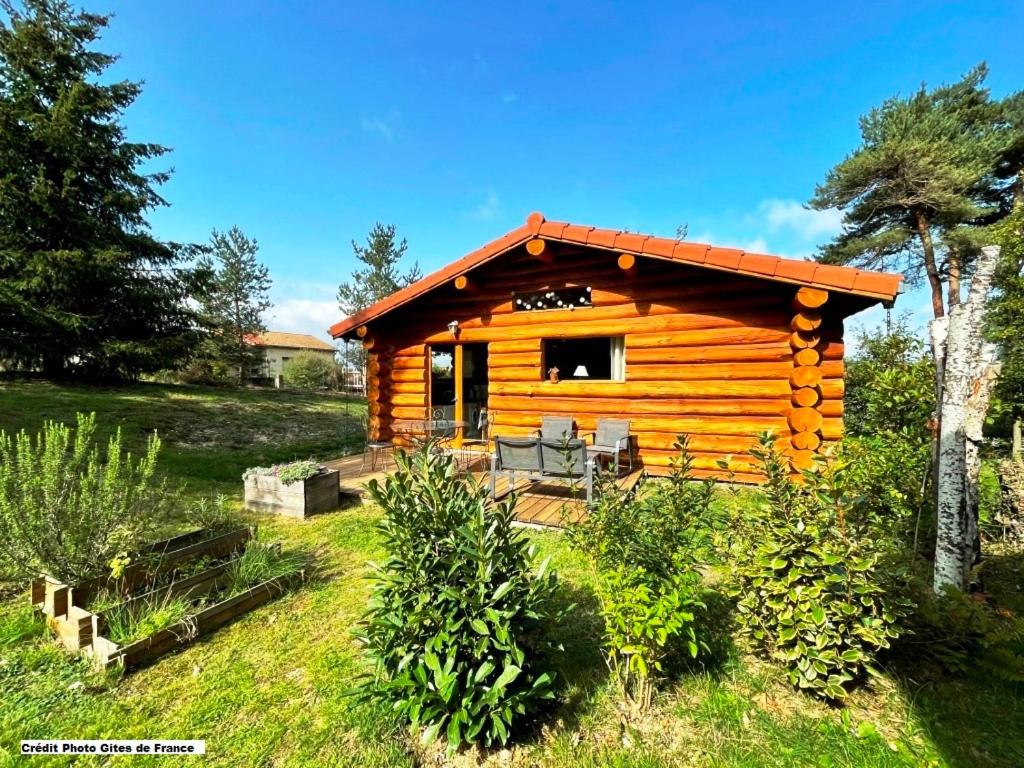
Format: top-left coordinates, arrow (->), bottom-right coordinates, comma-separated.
328,212 -> 902,339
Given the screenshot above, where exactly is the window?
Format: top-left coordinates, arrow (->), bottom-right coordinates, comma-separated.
543,337 -> 625,381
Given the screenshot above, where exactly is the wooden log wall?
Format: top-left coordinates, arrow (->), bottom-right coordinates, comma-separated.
361,243 -> 850,481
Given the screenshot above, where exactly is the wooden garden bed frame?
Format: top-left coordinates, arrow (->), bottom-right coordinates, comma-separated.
89,570 -> 304,670
31,526 -> 255,623
28,526 -> 304,670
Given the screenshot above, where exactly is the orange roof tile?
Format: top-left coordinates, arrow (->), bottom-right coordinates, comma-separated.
329,212 -> 902,339
245,331 -> 337,352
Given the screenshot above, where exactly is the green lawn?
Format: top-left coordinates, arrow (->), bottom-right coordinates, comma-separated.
0,380 -> 366,495
0,381 -> 1021,767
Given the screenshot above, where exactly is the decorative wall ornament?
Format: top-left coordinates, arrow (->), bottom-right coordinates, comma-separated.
512,286 -> 592,312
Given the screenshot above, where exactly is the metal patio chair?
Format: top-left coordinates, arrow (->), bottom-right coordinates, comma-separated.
584,418 -> 635,476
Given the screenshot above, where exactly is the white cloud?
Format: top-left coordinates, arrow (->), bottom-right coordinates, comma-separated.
471,188 -> 501,221
741,236 -> 769,254
757,199 -> 844,241
361,116 -> 395,142
501,91 -> 518,104
264,297 -> 341,346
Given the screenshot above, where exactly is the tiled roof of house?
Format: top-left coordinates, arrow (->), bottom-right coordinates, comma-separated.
245,331 -> 337,352
329,212 -> 903,339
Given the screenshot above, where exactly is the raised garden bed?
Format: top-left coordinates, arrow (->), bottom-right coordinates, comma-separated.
30,528 -> 305,671
32,526 -> 254,623
243,462 -> 339,518
90,570 -> 303,670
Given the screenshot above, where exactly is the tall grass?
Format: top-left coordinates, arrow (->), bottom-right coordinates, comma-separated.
224,542 -> 305,596
102,591 -> 195,646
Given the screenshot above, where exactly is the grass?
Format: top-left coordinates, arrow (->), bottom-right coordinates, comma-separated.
101,592 -> 196,647
0,380 -> 1022,767
224,541 -> 307,596
0,379 -> 366,495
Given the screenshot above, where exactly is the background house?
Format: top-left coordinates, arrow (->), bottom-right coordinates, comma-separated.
244,331 -> 337,384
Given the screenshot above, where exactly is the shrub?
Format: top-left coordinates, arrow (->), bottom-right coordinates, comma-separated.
596,565 -> 703,714
356,444 -> 564,752
842,435 -> 932,552
567,436 -> 717,715
896,579 -> 1024,682
282,352 -> 335,389
0,413 -> 170,584
726,433 -> 908,700
844,319 -> 935,441
568,436 -> 721,575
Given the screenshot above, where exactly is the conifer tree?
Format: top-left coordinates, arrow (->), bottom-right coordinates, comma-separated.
196,227 -> 272,382
0,0 -> 205,378
336,223 -> 420,315
809,65 -> 1009,319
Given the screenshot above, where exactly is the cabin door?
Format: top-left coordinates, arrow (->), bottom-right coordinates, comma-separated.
428,343 -> 488,448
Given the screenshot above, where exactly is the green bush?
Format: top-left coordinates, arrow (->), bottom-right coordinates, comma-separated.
569,436 -> 721,575
567,436 -> 717,714
897,579 -> 1024,683
595,565 -> 703,713
0,413 -> 169,584
844,320 -> 935,441
355,444 -> 564,753
282,352 -> 335,389
726,433 -> 908,700
843,435 -> 932,551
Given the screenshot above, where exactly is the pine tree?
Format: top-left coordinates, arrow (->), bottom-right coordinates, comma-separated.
0,0 -> 205,378
995,91 -> 1024,209
336,223 -> 420,315
809,65 -> 1008,319
197,227 -> 272,382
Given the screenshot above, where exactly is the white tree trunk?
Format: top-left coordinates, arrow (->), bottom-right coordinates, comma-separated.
964,345 -> 1001,571
934,245 -> 1001,593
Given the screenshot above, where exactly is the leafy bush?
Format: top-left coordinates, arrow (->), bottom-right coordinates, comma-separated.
567,437 -> 717,715
844,319 -> 935,441
726,433 -> 908,700
282,352 -> 335,389
843,435 -> 932,551
896,579 -> 1024,682
0,413 -> 170,584
569,436 -> 721,575
596,565 -> 703,713
356,444 -> 564,752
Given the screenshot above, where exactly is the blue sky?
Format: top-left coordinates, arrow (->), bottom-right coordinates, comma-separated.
90,0 -> 1024,344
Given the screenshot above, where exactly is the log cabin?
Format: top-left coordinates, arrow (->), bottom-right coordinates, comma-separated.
328,212 -> 902,483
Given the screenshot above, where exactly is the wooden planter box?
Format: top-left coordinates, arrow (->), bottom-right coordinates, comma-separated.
89,570 -> 304,670
244,469 -> 339,518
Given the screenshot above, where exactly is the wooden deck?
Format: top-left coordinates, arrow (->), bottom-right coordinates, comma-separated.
322,451 -> 644,529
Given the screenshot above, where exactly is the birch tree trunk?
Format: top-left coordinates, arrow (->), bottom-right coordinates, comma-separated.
933,245 -> 1001,593
964,345 -> 1000,570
